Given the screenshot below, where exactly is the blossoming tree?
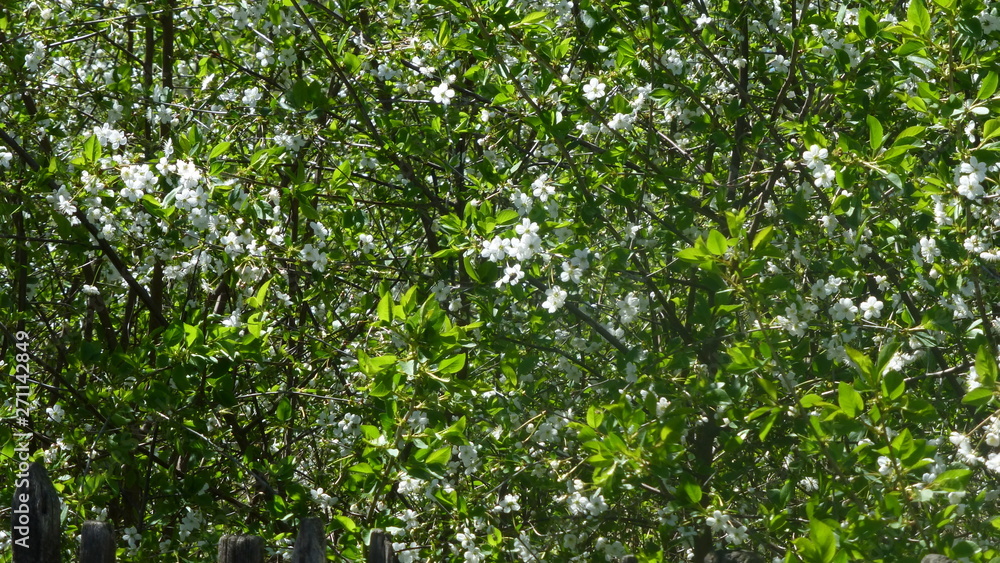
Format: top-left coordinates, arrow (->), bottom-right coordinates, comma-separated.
3,0 -> 1000,561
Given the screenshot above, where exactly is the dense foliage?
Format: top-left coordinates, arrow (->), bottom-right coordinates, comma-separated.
4,0 -> 1000,561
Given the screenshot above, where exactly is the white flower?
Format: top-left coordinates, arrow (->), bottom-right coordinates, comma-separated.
541,286 -> 567,312
0,151 -> 12,168
917,236 -> 940,264
311,487 -> 337,508
769,54 -> 790,73
407,410 -> 429,432
430,280 -> 451,302
301,244 -> 328,272
46,403 -> 64,423
358,233 -> 375,253
829,298 -> 857,322
120,163 -> 157,202
725,523 -> 749,545
607,112 -> 634,131
616,292 -> 649,324
46,185 -> 78,218
813,163 -> 836,188
24,40 -> 45,73
310,221 -> 330,240
494,494 -> 521,513
695,14 -> 712,29
859,296 -> 883,320
577,121 -> 601,135
802,145 -> 828,169
178,508 -> 204,540
967,366 -> 981,392
656,396 -> 671,417
255,46 -> 274,67
93,124 -> 127,150
431,82 -> 455,105
175,160 -> 202,190
582,77 -> 606,101
560,261 -> 583,284
877,455 -> 893,476
515,218 -> 539,236
960,156 -> 988,182
481,236 -> 506,262
531,174 -> 555,201
242,86 -> 262,107
706,510 -> 729,531
496,264 -> 525,288
122,527 -> 141,550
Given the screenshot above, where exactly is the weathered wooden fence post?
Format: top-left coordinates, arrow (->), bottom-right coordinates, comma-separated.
11,461 -> 61,563
218,534 -> 265,563
79,521 -> 115,563
368,528 -> 396,563
291,517 -> 325,563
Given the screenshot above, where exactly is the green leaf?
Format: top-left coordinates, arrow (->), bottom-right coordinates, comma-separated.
587,406 -> 604,428
342,52 -> 361,74
810,519 -> 837,563
246,278 -> 272,309
438,416 -> 467,440
140,194 -> 174,219
858,9 -> 879,38
333,515 -> 358,532
83,134 -> 101,163
984,118 -> 1000,141
297,196 -> 321,221
906,96 -> 928,113
495,208 -> 520,225
520,11 -> 547,25
893,125 -> 926,145
209,141 -> 232,160
680,476 -> 702,504
676,246 -> 706,262
349,462 -> 374,474
616,38 -> 636,68
437,19 -> 451,47
880,144 -> 917,162
978,71 -> 999,101
837,382 -> 863,418
907,0 -> 930,34
759,411 -> 779,441
881,370 -> 906,401
276,397 -> 292,421
752,226 -> 774,251
370,372 -> 396,397
793,537 -> 820,562
976,344 -> 998,387
438,353 -> 466,374
377,292 -> 392,323
845,346 -> 874,384
962,387 -> 993,407
706,229 -> 728,255
401,285 -> 419,315
800,394 -> 826,408
932,468 -> 971,490
359,354 -> 397,375
425,446 -> 452,467
866,114 -> 884,152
